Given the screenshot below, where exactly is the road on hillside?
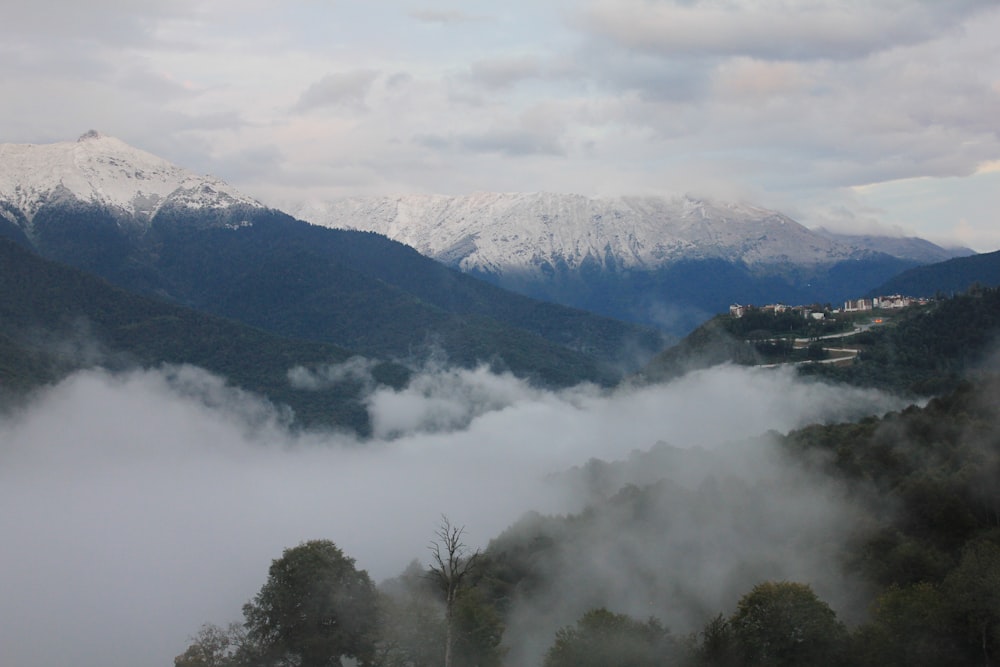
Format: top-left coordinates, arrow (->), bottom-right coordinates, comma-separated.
793,322 -> 876,345
757,321 -> 880,368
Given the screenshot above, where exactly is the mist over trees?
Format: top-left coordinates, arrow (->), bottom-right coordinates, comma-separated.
241,540 -> 379,667
174,366 -> 1000,666
4,95 -> 1000,667
3,285 -> 999,666
543,608 -> 680,667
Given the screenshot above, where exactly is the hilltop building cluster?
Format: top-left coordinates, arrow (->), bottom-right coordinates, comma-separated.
730,294 -> 930,319
729,303 -> 826,320
843,295 -> 930,312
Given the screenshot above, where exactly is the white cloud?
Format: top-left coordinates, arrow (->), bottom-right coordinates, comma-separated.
465,54 -> 543,89
2,0 -> 1000,249
578,0 -> 994,61
408,8 -> 490,25
294,70 -> 381,113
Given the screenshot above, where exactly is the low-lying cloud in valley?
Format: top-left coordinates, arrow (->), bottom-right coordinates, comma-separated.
0,362 -> 908,667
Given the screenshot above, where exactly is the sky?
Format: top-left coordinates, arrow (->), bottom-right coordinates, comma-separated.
1,0 -> 999,251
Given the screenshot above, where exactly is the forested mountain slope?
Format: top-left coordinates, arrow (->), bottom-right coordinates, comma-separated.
871,248 -> 1000,298
0,134 -> 667,386
641,287 -> 1000,398
467,377 -> 1000,666
291,192 -> 965,333
0,239 -> 408,433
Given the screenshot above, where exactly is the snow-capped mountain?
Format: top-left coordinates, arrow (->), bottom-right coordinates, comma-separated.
0,132 -> 969,338
0,130 -> 261,231
0,132 -> 664,377
813,227 -> 974,265
286,192 -> 970,332
286,192 -> 965,278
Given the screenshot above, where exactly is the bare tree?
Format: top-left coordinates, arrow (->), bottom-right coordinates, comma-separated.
428,515 -> 480,667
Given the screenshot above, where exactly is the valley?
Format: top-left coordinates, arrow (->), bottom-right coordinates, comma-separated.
1,134 -> 999,667
5,4 -> 999,666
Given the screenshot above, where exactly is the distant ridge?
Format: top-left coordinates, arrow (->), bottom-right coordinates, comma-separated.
288,193 -> 969,333
0,134 -> 666,386
869,249 -> 1000,297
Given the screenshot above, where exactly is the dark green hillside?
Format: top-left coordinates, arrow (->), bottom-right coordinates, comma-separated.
779,379 -> 1000,665
423,379 -> 1000,665
640,287 -> 1000,397
277,224 -> 667,361
637,315 -> 761,383
871,248 -> 1000,297
143,212 -> 626,386
23,204 -> 664,386
801,286 -> 1000,395
639,305 -> 856,383
180,378 -> 1000,666
0,239 -> 408,432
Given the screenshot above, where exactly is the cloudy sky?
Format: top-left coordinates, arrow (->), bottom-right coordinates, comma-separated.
2,0 -> 999,250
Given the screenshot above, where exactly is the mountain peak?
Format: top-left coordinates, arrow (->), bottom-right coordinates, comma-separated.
288,192 -> 856,275
290,192 -> 971,277
0,133 -> 262,224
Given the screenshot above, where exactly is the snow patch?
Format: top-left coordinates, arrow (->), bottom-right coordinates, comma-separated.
0,133 -> 262,224
287,193 -> 870,276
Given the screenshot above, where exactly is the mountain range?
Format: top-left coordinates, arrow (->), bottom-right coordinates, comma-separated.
0,133 -> 668,400
6,133 -> 1000,667
287,193 -> 972,332
3,131 -> 997,426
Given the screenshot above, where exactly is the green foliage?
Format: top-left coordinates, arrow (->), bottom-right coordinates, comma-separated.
851,583 -> 963,667
375,566 -> 505,667
721,308 -> 847,340
640,315 -> 760,382
374,573 -> 446,667
642,306 -> 859,381
449,587 -> 506,667
242,540 -> 379,667
174,623 -> 246,667
728,581 -> 848,667
850,539 -> 1000,667
648,287 -> 1000,395
168,373 -> 1000,665
802,287 -> 1000,395
779,377 -> 1000,662
943,538 -> 1000,665
806,341 -> 828,360
543,608 -> 679,667
784,379 -> 1000,577
692,614 -> 741,667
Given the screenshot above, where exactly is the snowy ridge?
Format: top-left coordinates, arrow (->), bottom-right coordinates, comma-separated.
289,193 -> 880,276
0,131 -> 261,224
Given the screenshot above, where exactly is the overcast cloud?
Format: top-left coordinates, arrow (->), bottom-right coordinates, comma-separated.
1,0 -> 998,250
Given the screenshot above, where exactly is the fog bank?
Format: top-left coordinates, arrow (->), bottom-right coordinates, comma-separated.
0,363 -> 906,667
